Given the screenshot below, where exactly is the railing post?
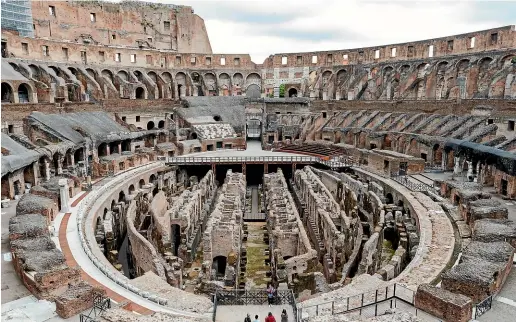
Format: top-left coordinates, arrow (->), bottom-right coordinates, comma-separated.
375,289 -> 378,316
346,297 -> 349,311
316,304 -> 319,316
331,301 -> 334,315
361,293 -> 364,307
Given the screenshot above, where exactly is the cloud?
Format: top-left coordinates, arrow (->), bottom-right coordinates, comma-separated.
134,0 -> 515,63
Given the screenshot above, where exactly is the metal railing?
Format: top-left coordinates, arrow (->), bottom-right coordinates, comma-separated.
424,163 -> 444,173
474,295 -> 493,319
79,294 -> 111,322
298,284 -> 415,319
161,156 -> 320,164
391,175 -> 435,193
214,289 -> 297,321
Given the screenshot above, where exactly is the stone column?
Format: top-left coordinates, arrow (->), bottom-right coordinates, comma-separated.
59,179 -> 70,212
442,152 -> 448,171
453,156 -> 462,174
44,159 -> 50,181
57,155 -> 64,175
69,154 -> 75,167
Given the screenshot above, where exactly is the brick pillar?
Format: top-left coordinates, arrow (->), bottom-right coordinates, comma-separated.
264,163 -> 268,174
242,163 -> 246,176
211,163 -> 216,179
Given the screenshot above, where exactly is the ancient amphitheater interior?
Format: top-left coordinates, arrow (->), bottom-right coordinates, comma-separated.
1,1 -> 516,322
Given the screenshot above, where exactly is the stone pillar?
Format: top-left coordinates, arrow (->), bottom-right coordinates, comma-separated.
153,136 -> 158,147
59,179 -> 70,212
242,163 -> 246,176
44,159 -> 50,181
158,175 -> 164,190
466,161 -> 474,181
453,156 -> 462,174
118,143 -> 122,154
264,163 -> 268,174
69,154 -> 75,167
57,155 -> 64,175
442,152 -> 448,171
106,145 -> 111,156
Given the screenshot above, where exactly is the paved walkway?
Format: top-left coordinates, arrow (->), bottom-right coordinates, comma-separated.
216,305 -> 294,322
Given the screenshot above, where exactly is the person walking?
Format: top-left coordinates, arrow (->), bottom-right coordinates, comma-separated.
244,313 -> 251,322
265,312 -> 276,322
281,309 -> 288,322
253,314 -> 260,322
266,284 -> 275,307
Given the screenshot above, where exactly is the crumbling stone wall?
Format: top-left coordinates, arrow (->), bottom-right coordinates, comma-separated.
293,166 -> 351,282
264,169 -> 317,288
202,170 -> 245,288
168,170 -> 216,263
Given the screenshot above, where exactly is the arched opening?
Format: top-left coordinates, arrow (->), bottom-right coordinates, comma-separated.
149,174 -> 156,185
135,87 -> 145,99
117,70 -> 129,82
103,208 -> 108,219
397,200 -> 404,208
385,193 -> 394,204
23,165 -> 35,186
128,184 -> 135,195
102,70 -> 114,84
121,139 -> 131,152
213,256 -> 227,276
98,143 -> 108,157
158,120 -> 165,129
109,141 -> 119,154
147,121 -> 155,130
288,88 -> 298,97
1,82 -> 14,103
74,148 -> 85,163
118,190 -> 126,202
17,83 -> 31,103
171,224 -> 181,256
139,179 -> 145,189
246,84 -> 260,98
190,132 -> 198,140
110,200 -> 116,211
213,115 -> 222,122
52,153 -> 61,174
38,156 -> 48,180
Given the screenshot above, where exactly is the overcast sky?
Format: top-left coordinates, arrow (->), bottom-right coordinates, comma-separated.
152,0 -> 515,63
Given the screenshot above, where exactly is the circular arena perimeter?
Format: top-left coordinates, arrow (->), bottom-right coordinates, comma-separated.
54,153 -> 459,321
2,2 -> 516,322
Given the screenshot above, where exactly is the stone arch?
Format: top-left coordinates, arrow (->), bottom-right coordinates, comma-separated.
288,87 -> 298,97
133,70 -> 144,82
383,134 -> 393,149
246,73 -> 261,85
101,69 -> 114,84
28,64 -> 40,78
161,72 -> 172,83
478,57 -> 493,70
158,120 -> 165,129
219,73 -> 231,96
148,71 -> 158,83
246,84 -> 260,98
385,193 -> 394,204
128,184 -> 135,195
135,87 -> 145,99
175,72 -> 187,97
203,72 -> 217,95
1,82 -> 14,103
86,68 -> 97,79
139,179 -> 145,188
17,83 -> 32,103
68,67 -> 78,76
48,66 -> 61,77
213,255 -> 227,275
233,73 -> 243,86
321,70 -> 332,87
117,70 -> 129,82
147,121 -> 155,130
500,54 -> 516,68
118,190 -> 126,202
456,59 -> 470,72
149,174 -> 156,184
98,142 -> 108,157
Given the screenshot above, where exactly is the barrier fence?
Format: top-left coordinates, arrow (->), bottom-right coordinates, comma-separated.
213,289 -> 298,322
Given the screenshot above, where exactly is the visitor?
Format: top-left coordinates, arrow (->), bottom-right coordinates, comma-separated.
265,312 -> 276,322
244,313 -> 251,322
253,314 -> 260,322
266,283 -> 275,306
281,309 -> 288,322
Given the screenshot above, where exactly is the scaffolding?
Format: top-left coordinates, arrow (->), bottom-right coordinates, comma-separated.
1,0 -> 34,38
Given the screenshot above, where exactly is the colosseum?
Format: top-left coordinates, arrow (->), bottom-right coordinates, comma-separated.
1,1 -> 516,322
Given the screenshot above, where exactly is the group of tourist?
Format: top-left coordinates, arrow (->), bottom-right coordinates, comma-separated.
243,284 -> 288,322
244,310 -> 288,322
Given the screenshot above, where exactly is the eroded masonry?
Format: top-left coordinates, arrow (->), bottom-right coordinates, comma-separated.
2,1 -> 516,322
